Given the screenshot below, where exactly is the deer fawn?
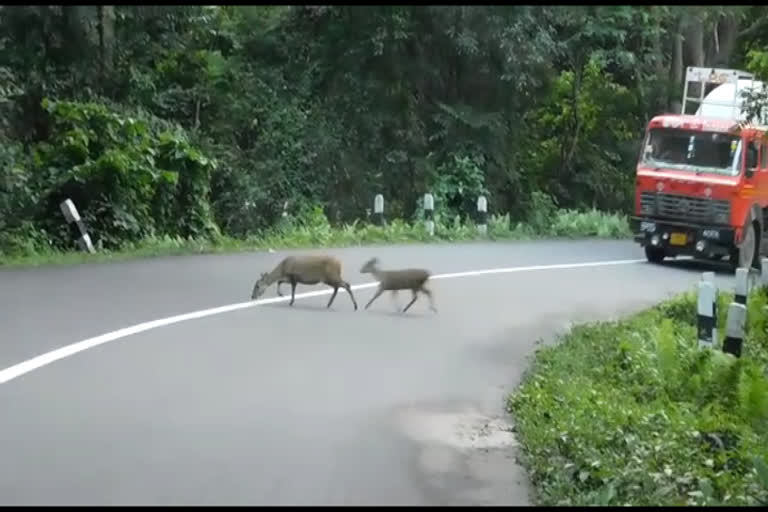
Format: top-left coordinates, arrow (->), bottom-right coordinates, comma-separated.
360,257 -> 436,313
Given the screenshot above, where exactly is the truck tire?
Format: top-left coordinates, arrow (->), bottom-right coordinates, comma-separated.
645,245 -> 666,264
730,221 -> 758,271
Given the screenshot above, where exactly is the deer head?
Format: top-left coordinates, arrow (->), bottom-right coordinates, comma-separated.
251,272 -> 269,299
360,257 -> 380,274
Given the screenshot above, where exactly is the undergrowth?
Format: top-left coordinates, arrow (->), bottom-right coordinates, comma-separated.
0,204 -> 630,267
508,286 -> 768,506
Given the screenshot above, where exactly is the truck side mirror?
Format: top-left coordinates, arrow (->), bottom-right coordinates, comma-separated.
746,144 -> 759,178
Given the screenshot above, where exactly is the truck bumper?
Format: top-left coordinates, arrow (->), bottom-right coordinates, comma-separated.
630,216 -> 736,257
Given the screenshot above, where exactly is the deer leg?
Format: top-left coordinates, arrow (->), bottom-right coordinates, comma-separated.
289,278 -> 297,306
342,281 -> 358,310
327,285 -> 339,308
421,285 -> 437,313
365,286 -> 384,310
276,279 -> 285,297
402,290 -> 419,313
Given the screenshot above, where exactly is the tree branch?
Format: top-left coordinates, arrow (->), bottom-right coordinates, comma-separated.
739,16 -> 768,39
193,96 -> 202,133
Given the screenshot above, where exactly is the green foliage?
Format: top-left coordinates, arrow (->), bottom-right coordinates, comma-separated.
0,141 -> 36,230
428,152 -> 489,223
524,191 -> 560,233
743,48 -> 768,123
508,286 -> 768,506
0,203 -> 630,266
2,98 -> 217,251
523,58 -> 637,212
0,221 -> 54,258
3,5 -> 768,257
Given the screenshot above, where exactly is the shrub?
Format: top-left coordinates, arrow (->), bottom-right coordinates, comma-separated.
1,197 -> 633,264
508,287 -> 768,506
14,99 -> 218,250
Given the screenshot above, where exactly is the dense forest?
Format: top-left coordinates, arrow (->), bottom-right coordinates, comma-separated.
2,6 -> 768,254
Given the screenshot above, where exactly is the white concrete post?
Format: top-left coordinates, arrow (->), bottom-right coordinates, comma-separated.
477,195 -> 488,235
734,267 -> 749,305
761,258 -> 768,291
59,199 -> 95,253
702,272 -> 717,346
424,193 -> 434,236
722,302 -> 746,358
697,279 -> 716,349
373,194 -> 385,226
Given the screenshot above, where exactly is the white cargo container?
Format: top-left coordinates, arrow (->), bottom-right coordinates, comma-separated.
682,66 -> 768,123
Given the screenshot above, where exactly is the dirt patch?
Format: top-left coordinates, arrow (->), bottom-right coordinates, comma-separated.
392,403 -> 530,505
395,405 -> 519,451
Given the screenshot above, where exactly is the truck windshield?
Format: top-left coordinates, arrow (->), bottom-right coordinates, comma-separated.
642,128 -> 742,176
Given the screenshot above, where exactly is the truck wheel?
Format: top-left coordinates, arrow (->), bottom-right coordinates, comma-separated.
645,245 -> 666,264
730,222 -> 758,270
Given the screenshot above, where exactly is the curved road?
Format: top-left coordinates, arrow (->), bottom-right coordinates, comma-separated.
0,240 -> 737,505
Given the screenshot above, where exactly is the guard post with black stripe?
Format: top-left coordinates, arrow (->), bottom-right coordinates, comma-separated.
373,194 -> 385,227
734,267 -> 749,305
697,276 -> 716,350
761,258 -> 768,292
424,193 -> 434,236
59,199 -> 95,253
703,272 -> 718,346
722,267 -> 749,357
477,195 -> 487,236
722,302 -> 746,358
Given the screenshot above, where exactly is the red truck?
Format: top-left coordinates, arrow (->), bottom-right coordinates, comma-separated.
631,66 -> 768,271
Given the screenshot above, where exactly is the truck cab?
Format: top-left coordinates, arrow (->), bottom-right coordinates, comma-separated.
631,67 -> 768,271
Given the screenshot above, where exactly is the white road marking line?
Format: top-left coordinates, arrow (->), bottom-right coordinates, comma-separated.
0,258 -> 645,385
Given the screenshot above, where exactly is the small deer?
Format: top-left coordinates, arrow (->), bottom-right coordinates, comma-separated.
360,257 -> 437,313
251,255 -> 358,310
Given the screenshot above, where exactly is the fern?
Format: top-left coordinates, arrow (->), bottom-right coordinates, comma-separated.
656,319 -> 679,393
755,456 -> 768,494
747,291 -> 768,365
738,364 -> 768,428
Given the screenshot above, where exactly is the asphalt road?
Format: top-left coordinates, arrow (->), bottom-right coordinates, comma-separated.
0,240 -> 739,505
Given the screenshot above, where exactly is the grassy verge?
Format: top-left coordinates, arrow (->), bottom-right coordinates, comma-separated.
0,208 -> 631,268
507,286 -> 768,506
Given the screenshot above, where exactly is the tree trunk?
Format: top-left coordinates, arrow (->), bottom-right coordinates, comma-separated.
651,12 -> 668,113
669,17 -> 685,114
681,11 -> 704,113
709,15 -> 739,67
62,5 -> 100,93
559,64 -> 583,180
685,14 -> 705,68
98,5 -> 115,72
67,6 -> 99,47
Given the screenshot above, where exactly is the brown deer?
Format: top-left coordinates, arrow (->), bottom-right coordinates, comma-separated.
251,255 -> 358,310
360,257 -> 437,313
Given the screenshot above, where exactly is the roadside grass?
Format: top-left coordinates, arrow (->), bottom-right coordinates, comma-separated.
507,286 -> 768,507
0,208 -> 631,268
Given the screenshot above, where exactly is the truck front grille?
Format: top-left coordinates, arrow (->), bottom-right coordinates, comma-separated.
640,192 -> 730,224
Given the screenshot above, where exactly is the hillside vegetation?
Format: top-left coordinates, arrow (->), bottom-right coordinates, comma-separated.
509,286 -> 768,506
2,7 -> 768,261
